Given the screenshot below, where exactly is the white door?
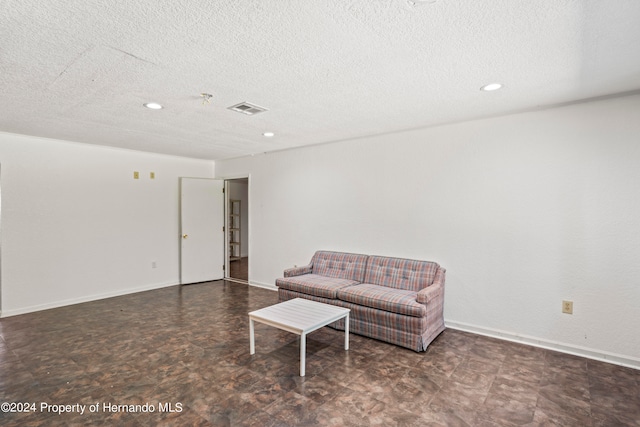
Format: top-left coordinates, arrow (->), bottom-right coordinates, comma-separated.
180,178 -> 224,284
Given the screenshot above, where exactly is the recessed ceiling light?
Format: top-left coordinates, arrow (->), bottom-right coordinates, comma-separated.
143,102 -> 163,110
480,83 -> 503,92
263,132 -> 275,137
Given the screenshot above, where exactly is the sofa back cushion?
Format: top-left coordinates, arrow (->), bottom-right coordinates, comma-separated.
311,251 -> 368,282
364,256 -> 439,292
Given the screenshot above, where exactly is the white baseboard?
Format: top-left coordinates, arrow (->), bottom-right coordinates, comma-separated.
445,320 -> 640,370
248,281 -> 278,291
0,281 -> 177,318
224,277 -> 250,285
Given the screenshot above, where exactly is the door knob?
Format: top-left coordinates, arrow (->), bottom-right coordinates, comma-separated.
182,234 -> 188,239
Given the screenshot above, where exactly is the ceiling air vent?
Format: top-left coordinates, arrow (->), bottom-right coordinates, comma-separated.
228,102 -> 267,115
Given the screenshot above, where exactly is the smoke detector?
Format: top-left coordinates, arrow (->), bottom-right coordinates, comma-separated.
200,93 -> 213,105
228,102 -> 268,115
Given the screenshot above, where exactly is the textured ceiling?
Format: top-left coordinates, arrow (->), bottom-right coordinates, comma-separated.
2,0 -> 640,160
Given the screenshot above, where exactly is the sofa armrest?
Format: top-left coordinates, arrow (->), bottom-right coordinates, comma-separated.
284,264 -> 312,277
416,267 -> 446,304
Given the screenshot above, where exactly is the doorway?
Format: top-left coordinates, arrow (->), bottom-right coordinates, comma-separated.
225,178 -> 249,282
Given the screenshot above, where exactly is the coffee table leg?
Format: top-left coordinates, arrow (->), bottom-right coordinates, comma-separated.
249,318 -> 255,355
344,313 -> 349,350
300,333 -> 306,377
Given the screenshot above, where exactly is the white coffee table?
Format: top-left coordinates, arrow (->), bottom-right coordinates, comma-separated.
249,298 -> 350,376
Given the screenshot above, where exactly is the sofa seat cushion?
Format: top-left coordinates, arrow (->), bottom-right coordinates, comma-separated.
337,284 -> 426,317
276,274 -> 359,299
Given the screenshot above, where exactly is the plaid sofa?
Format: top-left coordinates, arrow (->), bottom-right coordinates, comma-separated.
275,251 -> 446,352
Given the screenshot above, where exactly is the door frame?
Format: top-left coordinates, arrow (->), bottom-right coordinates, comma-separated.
224,175 -> 250,283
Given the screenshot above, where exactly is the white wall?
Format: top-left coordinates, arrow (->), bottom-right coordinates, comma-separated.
0,132 -> 215,316
215,93 -> 640,367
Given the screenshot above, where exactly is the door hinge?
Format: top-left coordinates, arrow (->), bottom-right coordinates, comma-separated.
223,265 -> 226,271
223,226 -> 225,232
222,187 -> 225,193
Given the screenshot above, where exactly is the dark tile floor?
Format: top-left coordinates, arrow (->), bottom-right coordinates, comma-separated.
229,257 -> 249,282
1,281 -> 638,426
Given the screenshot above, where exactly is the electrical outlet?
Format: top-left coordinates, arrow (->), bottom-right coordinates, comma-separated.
133,171 -> 139,179
150,172 -> 155,179
151,261 -> 157,269
562,300 -> 573,314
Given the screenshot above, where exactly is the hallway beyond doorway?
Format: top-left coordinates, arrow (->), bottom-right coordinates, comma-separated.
225,177 -> 249,283
229,256 -> 248,282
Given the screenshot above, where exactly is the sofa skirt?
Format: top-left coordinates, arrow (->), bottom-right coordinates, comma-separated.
278,289 -> 444,352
